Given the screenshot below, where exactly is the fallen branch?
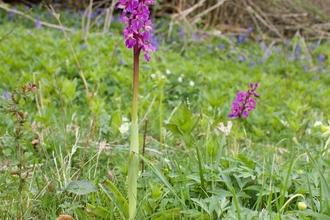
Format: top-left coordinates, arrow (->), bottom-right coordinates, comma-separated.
0,3 -> 74,33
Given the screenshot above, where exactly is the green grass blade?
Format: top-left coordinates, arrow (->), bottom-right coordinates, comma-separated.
100,180 -> 129,219
306,149 -> 330,211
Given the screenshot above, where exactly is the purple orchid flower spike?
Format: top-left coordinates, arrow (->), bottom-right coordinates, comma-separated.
228,82 -> 260,118
117,0 -> 155,61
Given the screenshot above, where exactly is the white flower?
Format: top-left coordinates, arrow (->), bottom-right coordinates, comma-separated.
314,121 -> 322,127
119,122 -> 130,134
189,81 -> 195,86
151,74 -> 156,79
166,69 -> 171,74
216,121 -> 232,136
178,76 -> 183,83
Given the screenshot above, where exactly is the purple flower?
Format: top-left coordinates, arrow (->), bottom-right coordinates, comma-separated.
302,64 -> 308,72
217,43 -> 225,50
237,55 -> 246,62
2,91 -> 10,101
228,83 -> 260,118
36,16 -> 42,29
317,54 -> 325,63
295,45 -> 301,58
117,0 -> 155,62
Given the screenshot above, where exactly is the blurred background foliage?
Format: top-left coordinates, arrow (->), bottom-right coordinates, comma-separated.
2,0 -> 330,39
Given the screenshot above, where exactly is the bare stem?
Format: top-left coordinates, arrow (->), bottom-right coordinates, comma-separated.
128,44 -> 140,219
48,5 -> 91,105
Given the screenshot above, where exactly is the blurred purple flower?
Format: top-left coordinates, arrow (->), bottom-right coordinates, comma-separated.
238,55 -> 246,62
259,42 -> 267,51
284,39 -> 290,47
166,37 -> 173,43
237,27 -> 252,44
117,0 -> 155,61
295,45 -> 301,58
274,46 -> 281,54
217,43 -> 225,50
250,61 -> 256,67
309,43 -> 319,51
150,33 -> 159,50
207,45 -> 212,51
7,7 -> 15,21
2,91 -> 10,101
191,33 -> 201,40
237,31 -> 245,44
302,64 -> 308,72
178,27 -> 184,40
97,19 -> 104,26
228,83 -> 260,118
36,16 -> 42,29
288,54 -> 294,60
317,54 -> 325,63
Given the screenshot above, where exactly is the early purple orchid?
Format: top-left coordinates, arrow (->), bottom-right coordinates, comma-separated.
118,0 -> 155,61
228,83 -> 260,118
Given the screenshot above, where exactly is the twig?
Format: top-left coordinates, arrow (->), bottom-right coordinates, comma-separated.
241,0 -> 263,36
0,4 -> 73,32
246,5 -> 284,40
32,73 -> 42,117
139,96 -> 156,128
47,5 -> 91,104
77,119 -> 94,179
103,0 -> 118,33
141,119 -> 148,174
0,8 -> 32,43
54,70 -> 67,150
192,0 -> 226,24
83,0 -> 94,44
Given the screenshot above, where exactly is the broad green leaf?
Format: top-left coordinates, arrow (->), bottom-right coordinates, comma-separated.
86,203 -> 111,219
164,123 -> 183,136
65,180 -> 98,195
110,111 -> 122,136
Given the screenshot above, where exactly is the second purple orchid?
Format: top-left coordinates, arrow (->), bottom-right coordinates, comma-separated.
117,0 -> 155,61
228,82 -> 260,118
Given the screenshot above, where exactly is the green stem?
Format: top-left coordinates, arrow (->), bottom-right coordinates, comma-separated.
159,84 -> 163,149
233,118 -> 241,155
128,44 -> 140,220
232,187 -> 242,220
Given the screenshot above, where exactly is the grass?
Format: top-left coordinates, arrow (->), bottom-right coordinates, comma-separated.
1,4 -> 330,220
